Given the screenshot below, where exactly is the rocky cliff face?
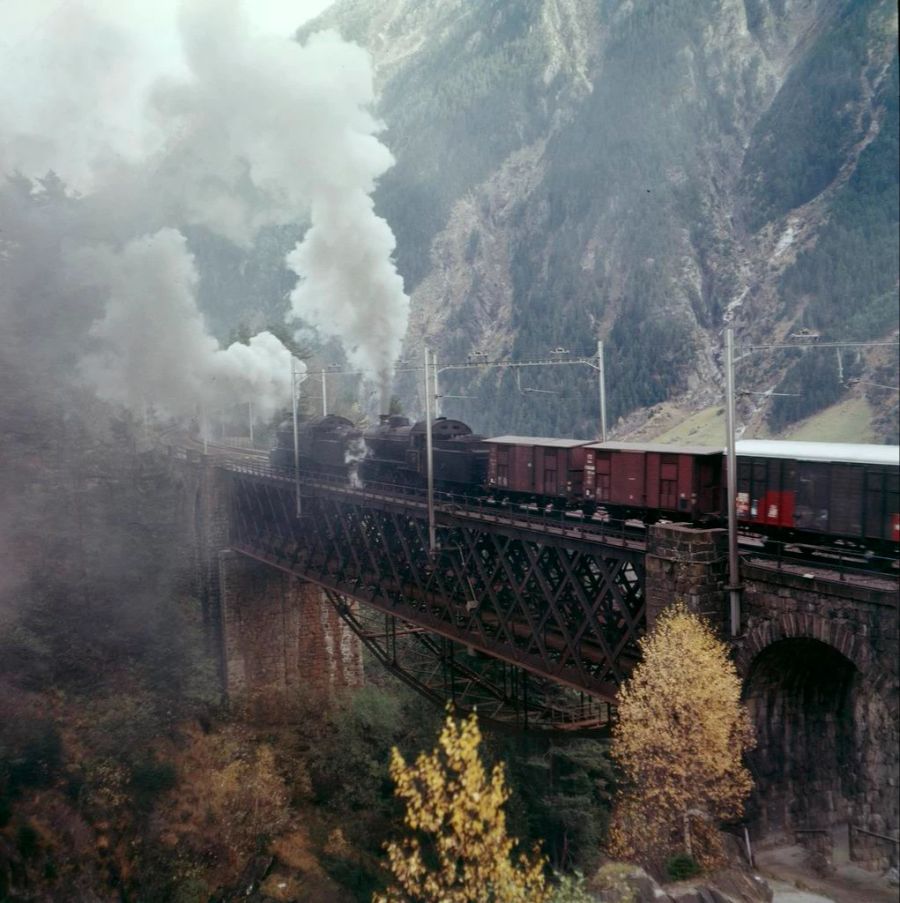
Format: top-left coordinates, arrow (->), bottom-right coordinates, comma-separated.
310,0 -> 899,441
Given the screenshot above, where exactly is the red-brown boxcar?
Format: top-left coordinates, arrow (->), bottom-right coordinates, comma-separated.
485,436 -> 590,504
584,442 -> 724,519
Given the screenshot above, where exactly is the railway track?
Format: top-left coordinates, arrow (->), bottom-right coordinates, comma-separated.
217,454 -> 649,552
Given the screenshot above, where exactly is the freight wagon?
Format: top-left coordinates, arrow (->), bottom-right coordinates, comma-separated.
734,440 -> 900,551
485,436 -> 591,507
485,437 -> 723,521
584,442 -> 723,521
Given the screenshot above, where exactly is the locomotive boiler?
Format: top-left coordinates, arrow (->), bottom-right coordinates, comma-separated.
361,415 -> 488,490
269,414 -> 363,477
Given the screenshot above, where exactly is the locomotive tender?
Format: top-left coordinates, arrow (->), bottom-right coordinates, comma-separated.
270,417 -> 899,554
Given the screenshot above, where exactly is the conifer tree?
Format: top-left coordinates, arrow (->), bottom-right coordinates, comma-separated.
607,605 -> 755,871
375,711 -> 549,903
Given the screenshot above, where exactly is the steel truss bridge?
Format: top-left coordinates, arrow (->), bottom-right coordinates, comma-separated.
220,458 -> 648,731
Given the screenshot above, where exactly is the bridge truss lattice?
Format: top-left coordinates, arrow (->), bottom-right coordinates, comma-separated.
225,466 -> 647,729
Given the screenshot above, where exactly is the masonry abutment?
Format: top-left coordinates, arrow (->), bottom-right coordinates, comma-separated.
737,566 -> 899,869
645,522 -> 898,869
645,524 -> 729,631
218,552 -> 363,717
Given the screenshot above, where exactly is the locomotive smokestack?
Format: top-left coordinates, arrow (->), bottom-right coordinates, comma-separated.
379,368 -> 392,421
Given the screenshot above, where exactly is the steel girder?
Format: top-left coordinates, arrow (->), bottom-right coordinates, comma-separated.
321,593 -> 613,731
225,472 -> 646,713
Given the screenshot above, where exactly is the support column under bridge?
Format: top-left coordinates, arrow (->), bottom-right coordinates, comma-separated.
218,551 -> 363,717
638,521 -> 899,869
169,448 -> 364,718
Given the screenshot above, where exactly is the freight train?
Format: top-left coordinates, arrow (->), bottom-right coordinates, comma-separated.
485,436 -> 898,554
270,417 -> 900,555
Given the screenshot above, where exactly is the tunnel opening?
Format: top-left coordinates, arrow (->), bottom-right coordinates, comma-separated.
742,637 -> 859,840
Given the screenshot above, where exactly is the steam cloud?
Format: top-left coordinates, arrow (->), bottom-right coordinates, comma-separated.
0,0 -> 409,419
288,189 -> 407,408
75,229 -> 293,420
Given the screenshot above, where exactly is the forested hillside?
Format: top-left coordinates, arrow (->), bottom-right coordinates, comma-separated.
302,0 -> 899,441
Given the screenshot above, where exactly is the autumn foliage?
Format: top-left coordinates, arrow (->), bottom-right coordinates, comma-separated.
375,711 -> 549,903
607,605 -> 755,872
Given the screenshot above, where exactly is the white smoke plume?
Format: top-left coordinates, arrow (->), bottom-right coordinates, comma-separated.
287,188 -> 408,407
75,229 -> 293,420
0,0 -> 408,421
153,4 -> 410,402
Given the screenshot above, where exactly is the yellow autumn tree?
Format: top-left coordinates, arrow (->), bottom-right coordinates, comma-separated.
607,604 -> 755,872
374,711 -> 549,903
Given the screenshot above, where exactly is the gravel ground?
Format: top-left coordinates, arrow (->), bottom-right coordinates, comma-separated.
756,844 -> 897,903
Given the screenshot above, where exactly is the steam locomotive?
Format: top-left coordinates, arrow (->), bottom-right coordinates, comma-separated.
270,417 -> 900,555
270,413 -> 489,490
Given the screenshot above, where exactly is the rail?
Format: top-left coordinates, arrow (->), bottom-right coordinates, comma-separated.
793,824 -> 899,866
740,537 -> 899,592
219,457 -> 648,550
169,437 -> 899,578
851,826 -> 900,848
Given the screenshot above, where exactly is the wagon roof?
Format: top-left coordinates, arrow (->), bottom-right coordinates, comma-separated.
584,441 -> 724,456
485,435 -> 590,449
735,440 -> 900,466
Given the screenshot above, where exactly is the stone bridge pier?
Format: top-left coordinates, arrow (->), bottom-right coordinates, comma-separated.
646,524 -> 899,869
170,450 -> 363,719
217,551 -> 363,718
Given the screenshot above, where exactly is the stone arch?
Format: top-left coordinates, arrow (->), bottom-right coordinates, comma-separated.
739,622 -> 899,867
742,637 -> 859,837
737,610 -> 898,717
736,612 -> 870,681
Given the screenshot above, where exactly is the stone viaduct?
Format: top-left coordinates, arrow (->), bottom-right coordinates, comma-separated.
168,448 -> 898,869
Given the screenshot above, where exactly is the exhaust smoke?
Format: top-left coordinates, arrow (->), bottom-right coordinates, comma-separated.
0,0 -> 408,422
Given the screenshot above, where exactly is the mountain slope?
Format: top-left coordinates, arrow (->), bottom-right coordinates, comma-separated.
309,0 -> 898,440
